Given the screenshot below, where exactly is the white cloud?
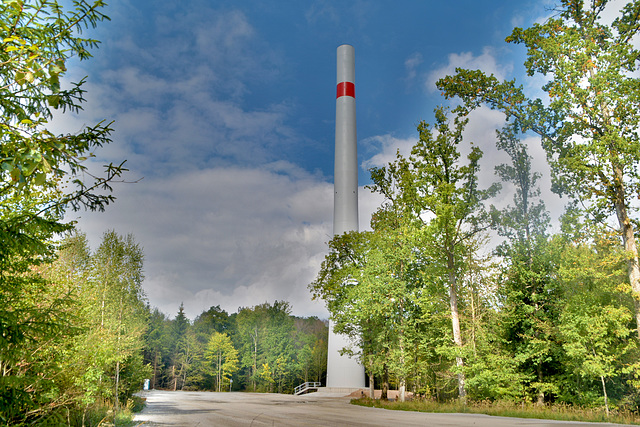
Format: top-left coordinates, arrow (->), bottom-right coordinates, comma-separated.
68,162 -> 384,319
55,6 -> 323,319
404,52 -> 423,83
361,134 -> 417,171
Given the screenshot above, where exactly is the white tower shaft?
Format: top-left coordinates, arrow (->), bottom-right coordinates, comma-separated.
326,44 -> 365,389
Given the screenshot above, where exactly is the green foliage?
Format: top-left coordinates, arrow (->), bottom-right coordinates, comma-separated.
437,0 -> 640,340
0,229 -> 149,425
0,1 -> 129,422
234,301 -> 299,393
311,3 -> 640,410
489,123 -> 562,404
205,332 -> 239,392
0,0 -> 124,211
141,302 -> 328,394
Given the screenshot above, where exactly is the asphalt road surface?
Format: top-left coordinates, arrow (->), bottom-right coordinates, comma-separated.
133,390 -> 633,427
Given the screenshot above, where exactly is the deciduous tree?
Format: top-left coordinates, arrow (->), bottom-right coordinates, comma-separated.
369,106 -> 499,401
205,332 -> 239,392
438,0 -> 640,340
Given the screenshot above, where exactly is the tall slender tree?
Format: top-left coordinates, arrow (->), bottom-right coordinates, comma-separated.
90,231 -> 147,410
369,106 -> 499,401
205,332 -> 239,392
492,122 -> 560,404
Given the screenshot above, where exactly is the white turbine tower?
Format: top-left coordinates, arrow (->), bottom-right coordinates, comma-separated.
326,44 -> 365,390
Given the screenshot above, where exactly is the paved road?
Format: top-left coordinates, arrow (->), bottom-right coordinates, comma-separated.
133,390 -> 633,427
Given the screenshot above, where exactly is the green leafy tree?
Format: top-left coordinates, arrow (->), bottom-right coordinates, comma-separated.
89,231 -> 147,410
234,301 -> 296,392
44,232 -> 101,424
144,307 -> 170,390
235,304 -> 267,391
310,336 -> 327,384
0,0 -> 125,422
205,332 -> 239,392
492,122 -> 561,404
369,106 -> 499,401
183,305 -> 231,390
0,0 -> 122,206
260,301 -> 297,393
438,0 -> 640,339
292,317 -> 327,385
309,230 -> 388,395
0,224 -> 79,424
555,218 -> 636,412
169,303 -> 189,390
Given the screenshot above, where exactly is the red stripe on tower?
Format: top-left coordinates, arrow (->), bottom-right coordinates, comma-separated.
336,81 -> 355,99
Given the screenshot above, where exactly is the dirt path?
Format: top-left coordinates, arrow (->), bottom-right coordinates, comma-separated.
133,390 -> 632,427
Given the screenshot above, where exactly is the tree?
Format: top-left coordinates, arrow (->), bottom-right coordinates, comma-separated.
0,225 -> 80,424
171,303 -> 189,390
260,301 -> 297,393
309,230 -> 393,397
235,305 -> 267,391
205,332 -> 239,392
555,216 -> 637,412
0,1 -> 125,422
234,301 -> 296,392
491,122 -> 562,404
89,231 -> 147,410
144,307 -> 170,390
369,106 -> 499,401
438,0 -> 640,340
292,316 -> 327,386
182,305 -> 231,390
0,0 -> 125,218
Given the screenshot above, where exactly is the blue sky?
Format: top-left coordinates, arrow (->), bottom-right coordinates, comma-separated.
56,0 -> 574,319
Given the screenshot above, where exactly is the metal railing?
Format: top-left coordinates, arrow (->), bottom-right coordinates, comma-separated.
294,381 -> 321,395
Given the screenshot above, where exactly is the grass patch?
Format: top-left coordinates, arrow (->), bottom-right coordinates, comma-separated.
350,397 -> 640,425
128,395 -> 146,413
72,397 -> 146,427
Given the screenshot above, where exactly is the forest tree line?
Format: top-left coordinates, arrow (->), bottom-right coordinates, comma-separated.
3,224 -> 328,426
311,0 -> 640,414
144,301 -> 327,394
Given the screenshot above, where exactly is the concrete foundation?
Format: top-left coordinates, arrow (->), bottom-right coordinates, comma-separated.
316,387 -> 364,397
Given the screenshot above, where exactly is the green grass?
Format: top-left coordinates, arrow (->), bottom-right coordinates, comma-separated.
69,396 -> 146,427
351,397 -> 640,425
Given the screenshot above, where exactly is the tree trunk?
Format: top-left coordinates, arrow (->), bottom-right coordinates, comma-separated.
398,323 -> 406,402
448,253 -> 466,402
172,365 -> 177,391
252,328 -> 258,392
115,360 -> 120,411
218,352 -> 222,392
537,364 -> 544,406
470,282 -> 477,356
600,375 -> 609,417
152,352 -> 158,389
182,361 -> 188,390
612,168 -> 640,341
368,363 -> 375,399
381,363 -> 389,401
